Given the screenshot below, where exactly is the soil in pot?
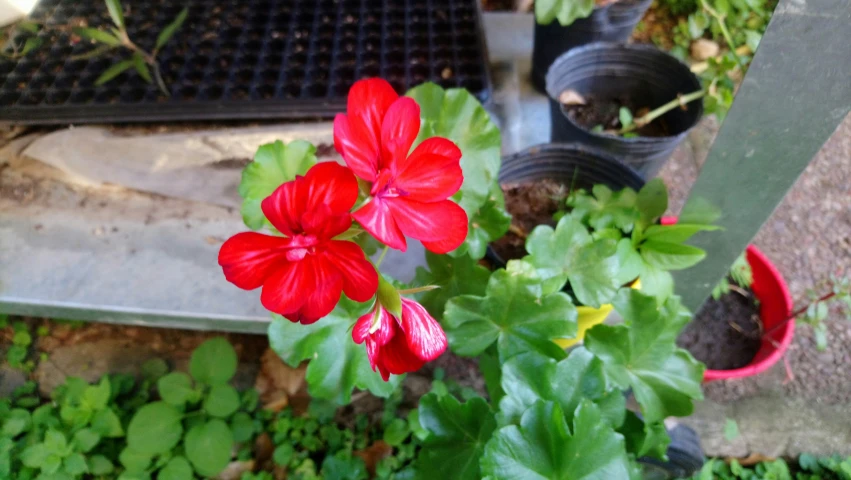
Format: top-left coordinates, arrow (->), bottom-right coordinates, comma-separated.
490,178 -> 569,262
563,94 -> 670,138
676,286 -> 762,371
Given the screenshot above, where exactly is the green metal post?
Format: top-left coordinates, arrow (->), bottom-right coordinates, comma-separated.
674,0 -> 851,311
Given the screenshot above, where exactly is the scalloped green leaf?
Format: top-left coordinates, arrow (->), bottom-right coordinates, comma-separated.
406,82 -> 506,259
238,140 -> 317,230
443,260 -> 577,361
185,419 -> 232,477
414,394 -> 497,480
498,349 -> 625,428
585,290 -> 704,423
268,296 -> 402,405
535,0 -> 595,26
126,402 -> 182,455
567,185 -> 640,233
413,251 -> 491,320
525,214 -> 621,307
190,337 -> 237,386
481,400 -> 631,479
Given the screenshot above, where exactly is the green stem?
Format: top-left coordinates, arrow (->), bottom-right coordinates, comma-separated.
397,285 -> 440,295
375,245 -> 390,268
618,90 -> 706,135
699,0 -> 745,71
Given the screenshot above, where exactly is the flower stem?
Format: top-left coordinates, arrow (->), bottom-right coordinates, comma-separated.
762,291 -> 837,338
398,285 -> 441,295
375,245 -> 390,268
699,0 -> 745,71
618,90 -> 705,135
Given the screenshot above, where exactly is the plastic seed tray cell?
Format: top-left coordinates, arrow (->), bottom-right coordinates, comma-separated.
0,0 -> 491,124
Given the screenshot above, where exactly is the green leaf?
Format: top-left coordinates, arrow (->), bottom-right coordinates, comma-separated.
88,455 -> 115,475
414,394 -> 496,480
230,412 -> 255,443
640,241 -> 706,271
406,83 -> 505,259
17,21 -> 40,33
724,418 -> 740,441
95,59 -> 133,86
585,290 -> 704,423
678,197 -> 722,225
619,412 -> 670,459
131,52 -> 152,83
204,384 -> 240,418
568,185 -> 640,232
83,377 -> 111,410
155,7 -> 188,51
614,238 -> 643,286
119,447 -> 151,472
91,408 -> 124,437
443,260 -> 577,361
72,27 -> 121,46
239,140 -> 317,230
642,224 -> 720,244
478,349 -> 505,406
481,400 -> 631,479
20,444 -> 49,468
141,358 -> 169,381
637,262 -> 674,303
105,0 -> 125,29
273,443 -> 294,466
413,251 -> 491,320
157,372 -> 197,407
1,408 -> 31,437
64,452 -> 88,475
190,337 -> 238,385
383,418 -> 409,446
126,402 -> 183,455
636,179 -> 668,227
535,0 -> 596,26
72,428 -> 100,453
498,349 -> 625,428
619,107 -> 634,128
322,453 -> 368,480
159,456 -> 194,480
185,419 -> 233,477
268,296 -> 402,405
526,215 -> 621,307
21,37 -> 42,56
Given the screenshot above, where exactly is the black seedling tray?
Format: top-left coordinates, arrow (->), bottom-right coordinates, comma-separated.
0,0 -> 492,124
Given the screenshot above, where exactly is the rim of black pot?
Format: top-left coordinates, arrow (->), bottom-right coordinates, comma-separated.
544,42 -> 704,143
488,143 -> 645,268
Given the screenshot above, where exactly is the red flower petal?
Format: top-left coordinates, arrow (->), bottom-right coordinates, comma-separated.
302,161 -> 359,216
260,259 -> 313,318
399,298 -> 447,361
375,333 -> 426,381
218,232 -> 290,290
385,198 -> 468,254
261,176 -> 304,236
334,79 -> 398,182
352,197 -> 407,252
394,137 -> 464,203
348,78 -> 398,139
380,97 -> 420,171
334,114 -> 379,182
301,204 -> 352,241
324,240 -> 379,302
297,255 -> 344,323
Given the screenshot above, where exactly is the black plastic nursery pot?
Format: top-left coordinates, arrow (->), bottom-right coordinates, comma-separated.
488,142 -> 645,267
545,43 -> 704,178
530,0 -> 652,93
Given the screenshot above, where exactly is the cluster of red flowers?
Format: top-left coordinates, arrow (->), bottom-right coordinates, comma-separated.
219,78 -> 466,379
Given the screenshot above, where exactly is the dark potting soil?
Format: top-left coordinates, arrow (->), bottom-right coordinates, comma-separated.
564,95 -> 671,138
490,178 -> 568,262
677,287 -> 763,371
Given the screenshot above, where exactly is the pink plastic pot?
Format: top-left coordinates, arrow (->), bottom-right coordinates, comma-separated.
702,245 -> 794,382
659,218 -> 794,382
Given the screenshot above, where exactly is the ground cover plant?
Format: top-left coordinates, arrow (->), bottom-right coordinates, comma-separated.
214,77 -> 712,479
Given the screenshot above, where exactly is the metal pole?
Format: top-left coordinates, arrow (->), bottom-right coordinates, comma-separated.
674,0 -> 851,311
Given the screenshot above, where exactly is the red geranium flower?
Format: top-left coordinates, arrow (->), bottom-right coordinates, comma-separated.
352,297 -> 448,381
333,78 -> 468,254
218,162 -> 378,324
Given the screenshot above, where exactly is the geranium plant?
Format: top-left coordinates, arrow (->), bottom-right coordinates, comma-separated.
219,78 -> 707,478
